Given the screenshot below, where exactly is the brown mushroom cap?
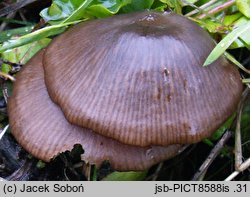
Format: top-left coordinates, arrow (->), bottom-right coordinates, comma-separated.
43,11 -> 243,147
8,50 -> 183,171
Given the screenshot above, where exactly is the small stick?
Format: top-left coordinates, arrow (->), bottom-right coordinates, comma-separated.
0,12 -> 16,31
0,71 -> 16,82
197,0 -> 236,19
235,88 -> 250,170
225,171 -> 239,181
185,0 -> 218,17
2,82 -> 9,104
0,0 -> 38,17
6,159 -> 35,181
225,158 -> 250,181
182,0 -> 225,26
18,10 -> 27,22
225,88 -> 250,181
191,130 -> 233,181
83,163 -> 92,181
151,162 -> 164,181
235,99 -> 243,169
59,155 -> 81,180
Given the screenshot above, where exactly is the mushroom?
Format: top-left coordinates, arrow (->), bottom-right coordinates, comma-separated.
43,11 -> 243,146
8,50 -> 183,171
8,11 -> 243,171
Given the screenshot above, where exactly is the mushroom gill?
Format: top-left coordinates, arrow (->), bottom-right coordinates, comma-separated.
8,50 -> 183,171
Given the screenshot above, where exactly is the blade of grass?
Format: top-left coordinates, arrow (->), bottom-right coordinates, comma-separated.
238,37 -> 250,51
0,26 -> 34,43
185,0 -> 218,17
197,0 -> 236,19
203,22 -> 250,66
242,79 -> 250,83
0,20 -> 82,53
224,52 -> 250,75
0,17 -> 34,26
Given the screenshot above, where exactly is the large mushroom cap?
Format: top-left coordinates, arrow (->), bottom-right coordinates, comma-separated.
8,50 -> 183,171
43,11 -> 243,147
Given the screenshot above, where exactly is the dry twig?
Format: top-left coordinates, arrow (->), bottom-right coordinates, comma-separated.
0,0 -> 38,17
225,87 -> 250,181
185,0 -> 218,17
191,130 -> 233,181
196,0 -> 235,19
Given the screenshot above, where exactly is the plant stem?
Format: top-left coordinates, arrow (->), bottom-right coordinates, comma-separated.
185,0 -> 218,17
0,71 -> 16,81
191,130 -> 232,181
197,0 -> 236,19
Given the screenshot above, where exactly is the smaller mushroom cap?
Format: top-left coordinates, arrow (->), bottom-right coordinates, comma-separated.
8,50 -> 183,171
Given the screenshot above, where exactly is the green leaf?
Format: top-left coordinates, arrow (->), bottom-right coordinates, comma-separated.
223,13 -> 242,26
210,116 -> 234,141
201,19 -> 229,33
61,0 -> 94,23
86,0 -> 131,18
1,63 -> 11,74
122,0 -> 153,12
0,26 -> 34,43
36,160 -> 46,169
0,20 -> 81,53
1,38 -> 51,64
102,171 -> 147,181
40,0 -> 94,24
0,17 -> 34,26
236,0 -> 250,18
40,0 -> 130,23
224,52 -> 250,74
228,16 -> 250,49
203,115 -> 234,146
151,1 -> 168,11
159,0 -> 182,14
203,21 -> 250,66
40,2 -> 66,22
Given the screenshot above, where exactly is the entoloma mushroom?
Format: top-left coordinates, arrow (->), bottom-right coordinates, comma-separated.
8,50 -> 182,171
8,11 -> 243,171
